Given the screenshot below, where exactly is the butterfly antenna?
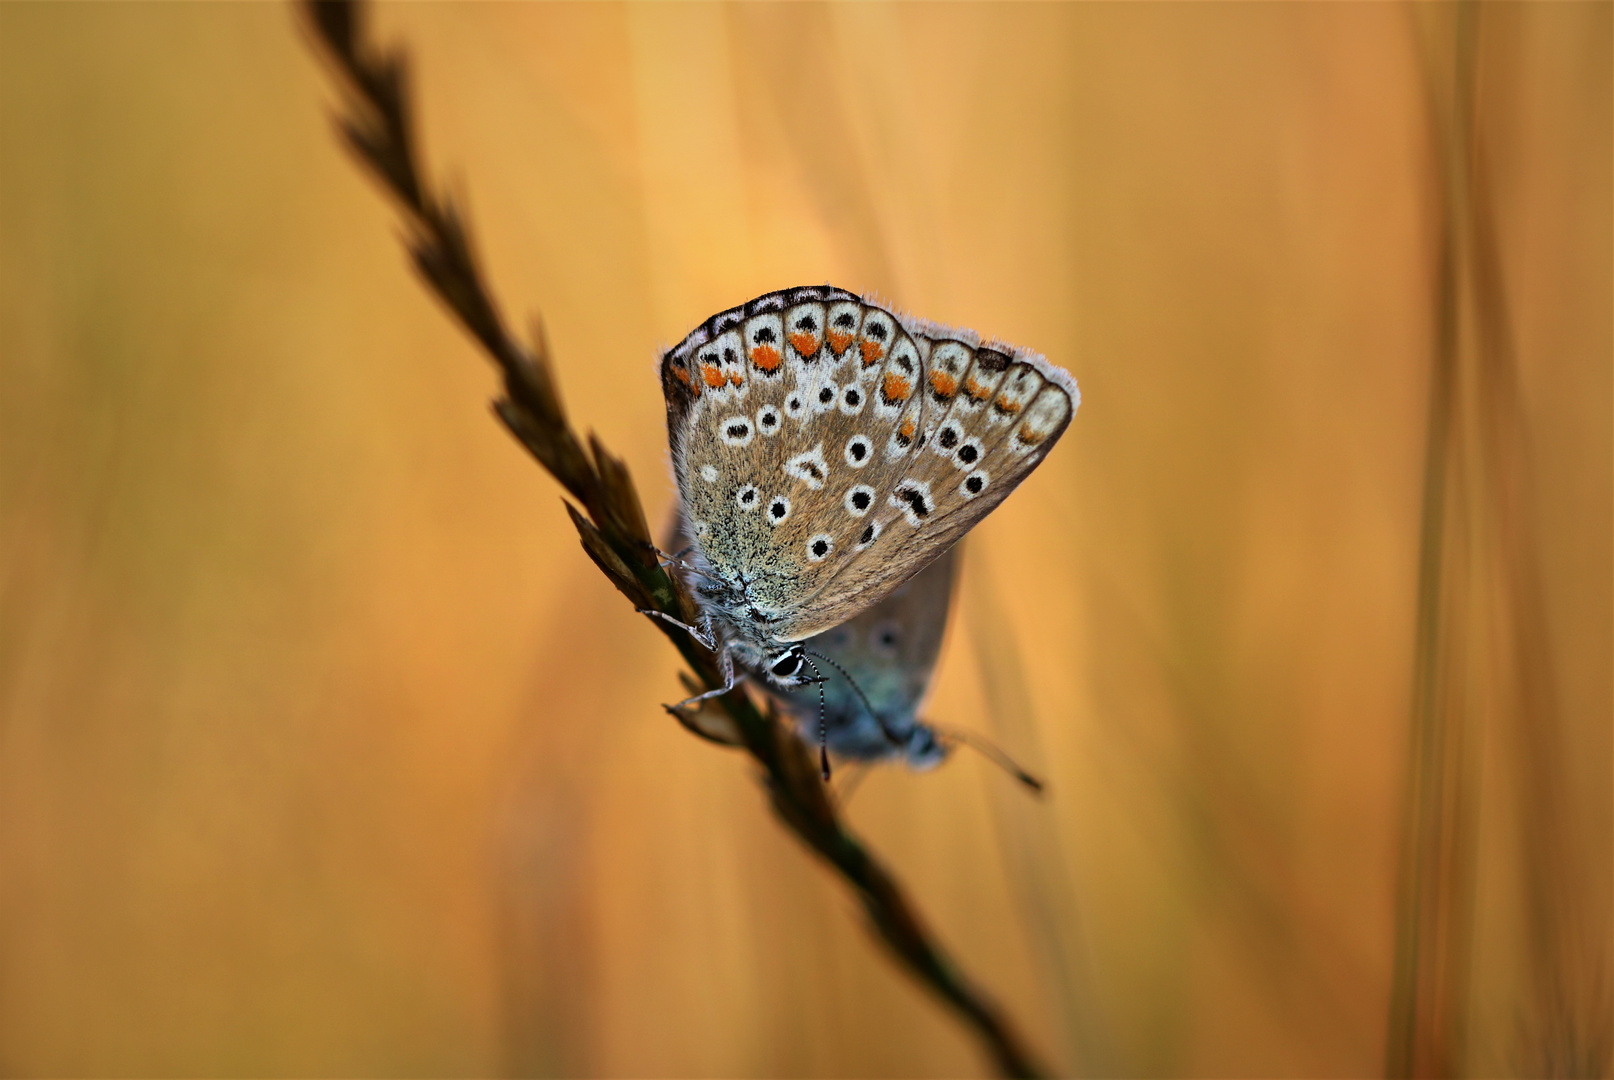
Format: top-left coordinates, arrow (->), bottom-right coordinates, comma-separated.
930,723 -> 1045,794
802,648 -> 903,748
798,653 -> 832,781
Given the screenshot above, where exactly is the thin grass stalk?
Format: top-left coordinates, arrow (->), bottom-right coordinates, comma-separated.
1387,6 -> 1483,1077
1463,11 -> 1610,1076
299,3 -> 1046,1075
1390,7 -> 1609,1077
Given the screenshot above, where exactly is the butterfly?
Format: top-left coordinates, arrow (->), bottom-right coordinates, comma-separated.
651,285 -> 1077,771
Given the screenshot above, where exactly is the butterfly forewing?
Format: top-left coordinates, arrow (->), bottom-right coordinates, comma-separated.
773,329 -> 1076,641
662,286 -> 1076,652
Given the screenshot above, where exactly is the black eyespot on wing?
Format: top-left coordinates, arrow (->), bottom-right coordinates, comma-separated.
851,490 -> 871,510
726,421 -> 750,439
938,426 -> 959,449
975,347 -> 1012,373
724,347 -> 737,364
844,388 -> 861,407
850,441 -> 867,461
740,488 -> 757,504
898,484 -> 931,518
833,312 -> 856,329
958,443 -> 978,463
965,475 -> 984,494
859,524 -> 875,544
893,354 -> 914,374
753,326 -> 777,344
811,538 -> 829,557
770,500 -> 788,519
700,351 -> 717,366
794,315 -> 817,332
819,387 -> 834,404
867,321 -> 888,340
880,629 -> 898,647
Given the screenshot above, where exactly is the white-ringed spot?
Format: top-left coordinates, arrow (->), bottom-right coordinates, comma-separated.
757,405 -> 782,435
839,384 -> 865,415
855,520 -> 881,550
784,393 -> 807,420
960,470 -> 989,499
736,484 -> 760,509
891,479 -> 934,527
844,435 -> 872,468
954,437 -> 984,469
844,485 -> 875,516
784,444 -> 830,490
766,495 -> 791,525
719,416 -> 754,447
933,420 -> 964,457
806,533 -> 834,563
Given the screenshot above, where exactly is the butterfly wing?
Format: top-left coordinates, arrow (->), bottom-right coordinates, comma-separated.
663,288 -> 929,624
663,288 -> 1075,643
769,321 -> 1077,641
772,542 -> 960,759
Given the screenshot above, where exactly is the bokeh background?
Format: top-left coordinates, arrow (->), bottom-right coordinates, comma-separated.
1,3 -> 1608,1077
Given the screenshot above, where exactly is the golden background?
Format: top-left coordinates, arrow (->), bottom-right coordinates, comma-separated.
1,3 -> 1608,1076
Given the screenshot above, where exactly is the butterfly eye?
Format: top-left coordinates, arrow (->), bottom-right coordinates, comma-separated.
770,651 -> 803,679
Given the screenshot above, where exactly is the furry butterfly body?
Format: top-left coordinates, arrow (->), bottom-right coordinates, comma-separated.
660,285 -> 1077,688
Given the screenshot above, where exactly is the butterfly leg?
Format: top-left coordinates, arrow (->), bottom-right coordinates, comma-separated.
636,608 -> 718,651
654,544 -> 696,569
662,645 -> 745,713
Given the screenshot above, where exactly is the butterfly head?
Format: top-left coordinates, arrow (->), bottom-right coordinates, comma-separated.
765,645 -> 814,689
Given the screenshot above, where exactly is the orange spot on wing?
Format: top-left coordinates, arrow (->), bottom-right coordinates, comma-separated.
964,377 -> 992,401
899,417 -> 917,439
749,345 -> 782,373
827,330 -> 853,355
859,340 -> 885,366
994,394 -> 1023,414
929,371 -> 958,398
1016,423 -> 1047,445
702,365 -> 726,389
729,371 -> 744,387
671,365 -> 694,389
882,374 -> 911,403
788,332 -> 818,357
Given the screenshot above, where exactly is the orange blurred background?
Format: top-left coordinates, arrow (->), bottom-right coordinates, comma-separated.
1,3 -> 1607,1076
